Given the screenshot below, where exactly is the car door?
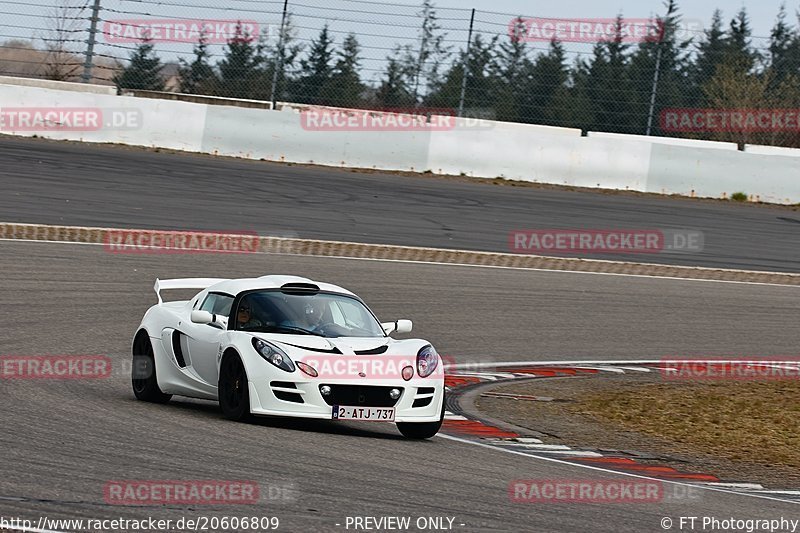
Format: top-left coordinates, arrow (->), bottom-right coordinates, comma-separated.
183,292 -> 234,386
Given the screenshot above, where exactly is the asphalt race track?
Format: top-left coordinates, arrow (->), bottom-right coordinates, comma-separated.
1,135 -> 799,532
1,240 -> 798,532
2,136 -> 800,272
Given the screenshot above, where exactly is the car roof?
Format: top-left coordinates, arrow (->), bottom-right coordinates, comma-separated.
207,275 -> 356,297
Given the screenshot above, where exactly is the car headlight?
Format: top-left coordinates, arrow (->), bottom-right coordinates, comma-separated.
417,345 -> 439,378
252,338 -> 295,372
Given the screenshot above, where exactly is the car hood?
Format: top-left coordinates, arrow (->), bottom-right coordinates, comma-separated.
251,334 -> 427,356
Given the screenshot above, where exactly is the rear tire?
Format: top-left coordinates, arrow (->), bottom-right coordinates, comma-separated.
218,352 -> 252,422
132,333 -> 172,404
397,393 -> 445,440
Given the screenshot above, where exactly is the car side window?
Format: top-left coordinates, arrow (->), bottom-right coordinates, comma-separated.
199,294 -> 218,313
214,296 -> 234,316
200,293 -> 234,317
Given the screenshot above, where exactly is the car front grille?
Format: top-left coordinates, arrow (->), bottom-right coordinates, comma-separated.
320,385 -> 402,407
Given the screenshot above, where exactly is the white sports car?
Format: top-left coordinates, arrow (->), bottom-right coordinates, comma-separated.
131,275 -> 446,439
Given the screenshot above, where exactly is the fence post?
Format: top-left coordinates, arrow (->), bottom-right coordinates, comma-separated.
646,3 -> 677,136
646,41 -> 663,136
458,8 -> 476,118
270,0 -> 290,108
81,0 -> 102,83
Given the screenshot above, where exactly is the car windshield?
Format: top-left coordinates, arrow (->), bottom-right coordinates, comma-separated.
233,290 -> 385,338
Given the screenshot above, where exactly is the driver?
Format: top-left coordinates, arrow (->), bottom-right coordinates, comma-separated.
237,300 -> 263,329
303,298 -> 330,331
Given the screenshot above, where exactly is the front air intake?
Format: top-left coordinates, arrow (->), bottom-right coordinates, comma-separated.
270,381 -> 304,404
355,345 -> 389,355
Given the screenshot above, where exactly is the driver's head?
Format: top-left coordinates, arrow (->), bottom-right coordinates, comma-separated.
304,298 -> 327,325
237,300 -> 252,326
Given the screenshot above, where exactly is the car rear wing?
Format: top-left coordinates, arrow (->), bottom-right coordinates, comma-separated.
154,278 -> 228,304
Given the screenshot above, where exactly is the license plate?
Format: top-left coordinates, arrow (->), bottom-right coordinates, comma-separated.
332,406 -> 395,422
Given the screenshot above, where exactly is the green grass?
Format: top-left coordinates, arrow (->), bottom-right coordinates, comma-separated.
730,191 -> 748,202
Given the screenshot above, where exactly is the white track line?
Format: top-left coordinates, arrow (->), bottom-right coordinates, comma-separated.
437,433 -> 800,506
448,372 -> 520,380
524,450 -> 606,458
449,359 -> 800,371
571,366 -> 626,373
499,444 -> 574,451
2,237 -> 800,288
700,482 -> 766,490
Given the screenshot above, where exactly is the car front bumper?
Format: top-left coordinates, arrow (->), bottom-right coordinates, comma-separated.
247,377 -> 444,423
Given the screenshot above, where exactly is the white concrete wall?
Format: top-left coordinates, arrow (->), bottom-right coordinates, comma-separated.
588,131 -> 738,151
647,143 -> 800,204
200,105 -> 432,171
428,120 -> 579,180
1,79 -> 799,204
0,84 -> 207,152
0,76 -> 116,95
744,144 -> 800,157
428,123 -> 650,191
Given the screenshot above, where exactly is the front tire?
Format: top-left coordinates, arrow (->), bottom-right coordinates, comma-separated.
218,352 -> 252,422
132,333 -> 172,404
397,393 -> 445,440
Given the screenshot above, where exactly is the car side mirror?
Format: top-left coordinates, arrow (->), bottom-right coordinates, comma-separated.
382,319 -> 413,335
191,310 -> 215,325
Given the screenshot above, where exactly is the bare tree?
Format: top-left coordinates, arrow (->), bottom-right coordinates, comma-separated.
40,0 -> 87,81
400,0 -> 451,104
